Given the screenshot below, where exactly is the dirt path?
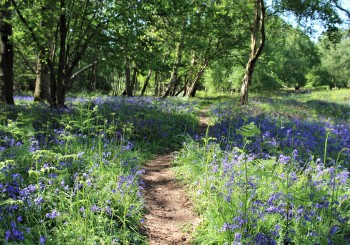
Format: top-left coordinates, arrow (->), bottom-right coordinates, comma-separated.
141,109 -> 209,244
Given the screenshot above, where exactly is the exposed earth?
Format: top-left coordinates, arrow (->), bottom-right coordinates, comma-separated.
141,109 -> 210,244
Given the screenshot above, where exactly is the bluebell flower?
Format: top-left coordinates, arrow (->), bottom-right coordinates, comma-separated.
219,223 -> 240,232
49,173 -> 57,178
266,206 -> 278,213
91,205 -> 99,212
5,230 -> 11,242
309,230 -> 317,237
46,210 -> 60,219
329,225 -> 338,236
278,155 -> 290,164
35,195 -> 44,205
337,170 -> 349,184
77,152 -> 84,158
27,184 -> 37,192
292,149 -> 298,159
234,232 -> 242,241
40,235 -> 46,245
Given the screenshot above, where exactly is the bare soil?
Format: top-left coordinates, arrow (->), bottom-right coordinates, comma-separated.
141,109 -> 209,244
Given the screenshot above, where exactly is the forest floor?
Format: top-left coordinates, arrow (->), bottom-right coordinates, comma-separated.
141,109 -> 210,244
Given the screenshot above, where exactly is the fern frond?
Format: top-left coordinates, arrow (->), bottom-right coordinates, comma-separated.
237,122 -> 261,138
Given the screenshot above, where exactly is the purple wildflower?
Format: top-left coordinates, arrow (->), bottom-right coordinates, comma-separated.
40,236 -> 46,245
35,196 -> 44,205
46,210 -> 60,219
337,170 -> 349,184
91,205 -> 99,212
330,225 -> 338,236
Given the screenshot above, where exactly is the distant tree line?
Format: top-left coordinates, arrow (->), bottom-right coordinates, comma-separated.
0,0 -> 348,106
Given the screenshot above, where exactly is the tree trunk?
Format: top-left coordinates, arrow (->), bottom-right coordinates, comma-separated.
154,71 -> 159,96
175,86 -> 185,96
56,0 -> 67,107
124,58 -> 132,96
34,52 -> 51,103
89,62 -> 97,92
33,4 -> 51,103
186,59 -> 209,97
240,0 -> 265,105
170,76 -> 181,96
140,69 -> 152,96
163,19 -> 186,98
187,66 -> 206,97
182,79 -> 188,97
131,65 -> 138,95
0,0 -> 14,104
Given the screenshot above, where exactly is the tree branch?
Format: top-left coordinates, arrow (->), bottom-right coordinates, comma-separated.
13,45 -> 36,74
334,1 -> 350,20
69,60 -> 98,80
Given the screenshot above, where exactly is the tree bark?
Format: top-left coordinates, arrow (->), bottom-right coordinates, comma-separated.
131,65 -> 138,95
140,69 -> 152,96
0,0 -> 14,104
187,66 -> 207,97
186,59 -> 209,97
240,0 -> 265,105
89,62 -> 97,92
34,52 -> 51,102
154,71 -> 159,96
56,0 -> 67,107
124,57 -> 132,96
163,19 -> 186,98
33,4 -> 51,103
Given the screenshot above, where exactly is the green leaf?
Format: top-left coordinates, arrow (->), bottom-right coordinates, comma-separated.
0,198 -> 24,207
237,122 -> 261,138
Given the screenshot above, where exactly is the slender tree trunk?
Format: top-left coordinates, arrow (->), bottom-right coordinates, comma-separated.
140,69 -> 152,96
187,67 -> 206,97
184,55 -> 197,97
0,0 -> 14,104
34,52 -> 51,102
56,0 -> 67,107
89,62 -> 97,92
182,79 -> 188,97
34,4 -> 51,103
170,76 -> 181,96
124,58 -> 132,96
240,0 -> 265,105
163,19 -> 186,98
186,59 -> 209,97
154,71 -> 159,96
131,65 -> 137,95
175,86 -> 185,96
48,56 -> 57,107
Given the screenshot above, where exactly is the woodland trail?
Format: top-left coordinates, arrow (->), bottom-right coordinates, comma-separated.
141,109 -> 210,244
